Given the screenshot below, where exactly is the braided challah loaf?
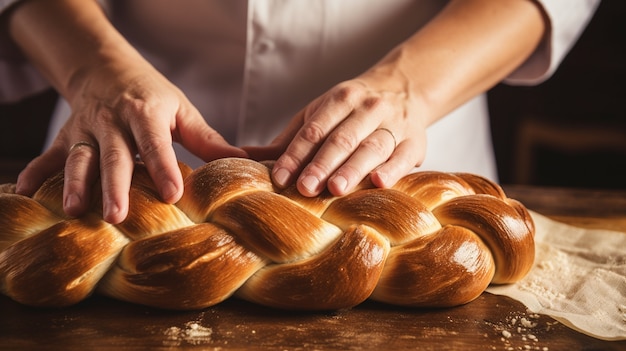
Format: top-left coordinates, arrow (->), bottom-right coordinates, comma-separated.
0,158 -> 535,310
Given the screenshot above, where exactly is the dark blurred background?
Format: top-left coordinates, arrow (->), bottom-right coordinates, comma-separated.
488,0 -> 626,189
1,1 -> 625,188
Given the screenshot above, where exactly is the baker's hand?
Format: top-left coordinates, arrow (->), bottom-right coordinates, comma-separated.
16,61 -> 247,224
244,68 -> 427,197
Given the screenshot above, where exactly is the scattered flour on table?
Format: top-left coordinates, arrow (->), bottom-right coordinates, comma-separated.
162,318 -> 213,346
487,309 -> 557,351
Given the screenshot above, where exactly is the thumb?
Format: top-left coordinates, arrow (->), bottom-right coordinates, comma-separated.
176,107 -> 249,161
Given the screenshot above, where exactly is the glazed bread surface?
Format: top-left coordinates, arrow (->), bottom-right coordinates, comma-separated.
0,158 -> 535,310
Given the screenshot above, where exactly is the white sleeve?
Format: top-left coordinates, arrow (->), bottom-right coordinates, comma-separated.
504,0 -> 601,86
0,0 -> 111,103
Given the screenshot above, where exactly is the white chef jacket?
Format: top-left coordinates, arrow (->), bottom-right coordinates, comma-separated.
0,0 -> 600,181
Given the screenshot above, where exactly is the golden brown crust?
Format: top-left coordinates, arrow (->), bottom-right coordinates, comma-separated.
177,157 -> 275,223
432,195 -> 535,284
454,172 -> 508,199
236,224 -> 389,310
32,171 -> 71,218
0,214 -> 127,307
372,225 -> 495,307
98,223 -> 266,310
392,171 -> 475,210
0,183 -> 16,194
212,190 -> 342,263
0,157 -> 535,310
322,188 -> 441,245
0,193 -> 61,251
115,185 -> 194,241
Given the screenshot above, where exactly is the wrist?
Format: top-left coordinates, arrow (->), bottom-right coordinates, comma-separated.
362,48 -> 434,129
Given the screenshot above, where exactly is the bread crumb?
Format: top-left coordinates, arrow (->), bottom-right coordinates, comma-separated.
485,309 -> 552,351
162,321 -> 213,346
521,317 -> 537,328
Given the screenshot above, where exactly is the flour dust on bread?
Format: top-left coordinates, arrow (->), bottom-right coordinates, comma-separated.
0,158 -> 535,310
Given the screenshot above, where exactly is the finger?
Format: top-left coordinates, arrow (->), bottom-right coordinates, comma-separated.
15,144 -> 67,196
97,131 -> 135,224
370,136 -> 426,189
295,99 -> 386,196
176,105 -> 249,161
272,94 -> 353,189
126,101 -> 189,205
326,127 -> 398,195
132,122 -> 183,205
63,139 -> 100,217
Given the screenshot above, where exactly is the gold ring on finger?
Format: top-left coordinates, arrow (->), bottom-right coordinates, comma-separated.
376,128 -> 397,150
69,140 -> 99,153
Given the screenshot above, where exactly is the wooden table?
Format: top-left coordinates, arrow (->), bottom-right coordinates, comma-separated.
1,184 -> 625,350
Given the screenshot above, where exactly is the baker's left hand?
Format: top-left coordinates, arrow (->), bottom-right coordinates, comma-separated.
244,69 -> 427,197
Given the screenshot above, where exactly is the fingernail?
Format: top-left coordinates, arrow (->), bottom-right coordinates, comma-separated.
330,175 -> 348,193
300,175 -> 320,194
14,183 -> 26,195
104,201 -> 124,224
372,169 -> 389,187
15,179 -> 33,195
64,193 -> 81,212
273,167 -> 290,187
377,171 -> 388,184
161,180 -> 180,203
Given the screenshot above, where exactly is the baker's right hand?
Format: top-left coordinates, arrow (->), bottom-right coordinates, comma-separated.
16,60 -> 247,224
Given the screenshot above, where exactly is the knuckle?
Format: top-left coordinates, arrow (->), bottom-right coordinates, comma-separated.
305,159 -> 334,177
63,173 -> 84,189
276,153 -> 300,171
137,137 -> 170,160
361,96 -> 383,111
337,163 -> 362,180
299,122 -> 327,145
68,149 -> 94,164
119,97 -> 149,119
327,130 -> 358,153
92,106 -> 116,125
331,83 -> 360,103
99,147 -> 126,169
115,93 -> 160,123
360,137 -> 388,158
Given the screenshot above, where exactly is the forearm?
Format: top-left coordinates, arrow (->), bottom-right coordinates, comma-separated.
7,0 -> 142,101
368,0 -> 546,126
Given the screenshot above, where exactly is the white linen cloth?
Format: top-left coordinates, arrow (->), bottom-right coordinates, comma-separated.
488,212 -> 626,341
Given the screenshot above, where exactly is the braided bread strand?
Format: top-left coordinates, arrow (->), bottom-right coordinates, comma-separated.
0,158 -> 534,310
